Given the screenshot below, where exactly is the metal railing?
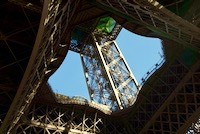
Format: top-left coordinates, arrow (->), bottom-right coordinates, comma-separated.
55,94 -> 112,114
140,55 -> 165,86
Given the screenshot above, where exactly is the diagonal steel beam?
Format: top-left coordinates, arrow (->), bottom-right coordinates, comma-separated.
0,57 -> 29,71
0,0 -> 80,132
140,60 -> 200,133
91,0 -> 200,50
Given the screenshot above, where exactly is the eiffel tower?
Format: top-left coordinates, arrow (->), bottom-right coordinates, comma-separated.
0,0 -> 200,133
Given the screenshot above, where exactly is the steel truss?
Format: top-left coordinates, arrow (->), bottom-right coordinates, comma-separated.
16,104 -> 103,134
80,33 -> 139,110
0,0 -> 79,133
1,0 -> 200,133
15,103 -> 125,134
92,0 -> 200,49
123,59 -> 188,133
124,56 -> 200,133
144,60 -> 200,134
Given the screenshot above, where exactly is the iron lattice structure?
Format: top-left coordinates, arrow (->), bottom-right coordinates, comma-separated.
79,34 -> 139,110
1,0 -> 200,133
16,104 -> 105,134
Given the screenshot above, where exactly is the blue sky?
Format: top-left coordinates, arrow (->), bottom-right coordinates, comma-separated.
48,28 -> 163,99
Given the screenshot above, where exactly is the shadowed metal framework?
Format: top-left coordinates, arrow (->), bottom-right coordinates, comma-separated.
0,0 -> 200,133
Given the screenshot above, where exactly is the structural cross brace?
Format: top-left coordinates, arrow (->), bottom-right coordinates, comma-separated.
80,33 -> 140,111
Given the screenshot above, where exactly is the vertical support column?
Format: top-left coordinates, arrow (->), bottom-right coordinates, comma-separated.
81,33 -> 139,110
93,34 -> 140,108
93,35 -> 123,110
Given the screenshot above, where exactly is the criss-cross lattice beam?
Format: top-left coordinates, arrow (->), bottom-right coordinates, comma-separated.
91,0 -> 200,50
0,0 -> 80,133
15,103 -> 115,134
139,60 -> 200,133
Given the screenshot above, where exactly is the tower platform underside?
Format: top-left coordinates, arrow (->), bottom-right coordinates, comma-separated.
0,0 -> 200,133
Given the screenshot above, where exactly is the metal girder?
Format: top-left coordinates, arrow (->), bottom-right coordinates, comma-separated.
139,60 -> 200,133
15,104 -> 103,133
92,0 -> 200,50
69,21 -> 122,54
15,103 -> 124,134
0,0 -> 80,133
81,34 -> 139,111
124,59 -> 189,133
2,0 -> 200,133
